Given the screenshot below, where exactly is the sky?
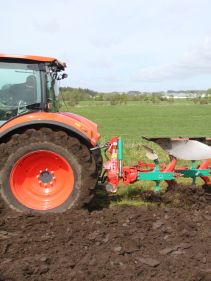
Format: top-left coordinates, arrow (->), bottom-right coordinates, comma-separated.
1,0 -> 211,92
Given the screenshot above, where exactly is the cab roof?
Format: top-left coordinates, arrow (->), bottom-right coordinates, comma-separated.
0,54 -> 66,70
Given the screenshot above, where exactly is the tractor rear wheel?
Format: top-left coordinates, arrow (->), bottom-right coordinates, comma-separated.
0,128 -> 98,213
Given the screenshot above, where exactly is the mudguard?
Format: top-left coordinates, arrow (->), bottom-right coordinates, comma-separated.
0,112 -> 100,146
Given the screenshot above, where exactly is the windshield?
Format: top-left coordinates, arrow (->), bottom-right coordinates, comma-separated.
0,62 -> 42,122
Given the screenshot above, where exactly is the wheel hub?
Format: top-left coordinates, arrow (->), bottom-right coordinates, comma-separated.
37,169 -> 56,187
39,170 -> 52,183
10,150 -> 74,210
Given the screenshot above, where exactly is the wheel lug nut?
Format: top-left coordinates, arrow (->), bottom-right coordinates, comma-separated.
51,171 -> 54,175
50,181 -> 53,186
36,175 -> 40,178
44,183 -> 47,187
53,176 -> 56,180
38,180 -> 42,184
45,168 -> 48,171
39,170 -> 42,173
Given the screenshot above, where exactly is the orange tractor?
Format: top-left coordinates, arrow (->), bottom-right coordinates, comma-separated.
0,54 -> 102,213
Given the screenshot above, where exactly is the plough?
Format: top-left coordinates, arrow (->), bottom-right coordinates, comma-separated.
102,136 -> 211,194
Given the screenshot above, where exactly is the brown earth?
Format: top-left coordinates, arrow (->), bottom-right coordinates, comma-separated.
0,186 -> 211,281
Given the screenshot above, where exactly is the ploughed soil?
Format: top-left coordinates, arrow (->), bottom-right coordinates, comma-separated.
0,186 -> 211,281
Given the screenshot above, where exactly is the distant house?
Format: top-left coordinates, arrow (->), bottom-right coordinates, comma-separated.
166,93 -> 188,99
166,92 -> 206,99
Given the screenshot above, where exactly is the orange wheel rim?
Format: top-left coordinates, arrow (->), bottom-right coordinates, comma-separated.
10,150 -> 74,210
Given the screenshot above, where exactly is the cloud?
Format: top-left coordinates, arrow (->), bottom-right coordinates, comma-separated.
132,35 -> 211,83
90,35 -> 120,49
87,56 -> 113,69
34,19 -> 61,33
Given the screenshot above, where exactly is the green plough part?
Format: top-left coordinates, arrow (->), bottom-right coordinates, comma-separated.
175,161 -> 210,184
137,162 -> 175,192
175,169 -> 210,178
137,171 -> 174,181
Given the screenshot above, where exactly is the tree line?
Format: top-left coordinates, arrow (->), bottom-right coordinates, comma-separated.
59,87 -> 211,107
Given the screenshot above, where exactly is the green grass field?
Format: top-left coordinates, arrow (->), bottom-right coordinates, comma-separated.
61,101 -> 211,206
62,101 -> 211,141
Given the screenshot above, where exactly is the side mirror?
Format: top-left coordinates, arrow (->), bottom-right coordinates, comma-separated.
62,73 -> 68,79
57,73 -> 68,80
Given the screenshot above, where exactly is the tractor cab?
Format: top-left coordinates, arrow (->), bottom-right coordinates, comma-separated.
0,54 -> 67,124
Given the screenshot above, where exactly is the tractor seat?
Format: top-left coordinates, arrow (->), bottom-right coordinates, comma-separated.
23,75 -> 37,103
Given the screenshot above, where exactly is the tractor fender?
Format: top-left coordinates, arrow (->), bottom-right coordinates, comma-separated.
0,112 -> 100,147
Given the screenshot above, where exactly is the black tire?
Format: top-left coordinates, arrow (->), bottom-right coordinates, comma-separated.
0,128 -> 98,213
92,148 -> 103,177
